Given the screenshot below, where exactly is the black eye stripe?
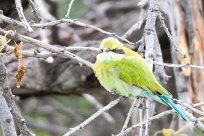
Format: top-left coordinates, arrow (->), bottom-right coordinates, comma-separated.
112,49 -> 124,54
99,49 -> 103,53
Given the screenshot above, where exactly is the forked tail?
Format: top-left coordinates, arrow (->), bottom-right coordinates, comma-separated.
159,96 -> 191,122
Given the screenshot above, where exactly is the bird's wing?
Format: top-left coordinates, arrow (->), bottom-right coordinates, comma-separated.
114,56 -> 171,98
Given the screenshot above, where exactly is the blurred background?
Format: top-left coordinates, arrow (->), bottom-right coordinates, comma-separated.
0,0 -> 204,136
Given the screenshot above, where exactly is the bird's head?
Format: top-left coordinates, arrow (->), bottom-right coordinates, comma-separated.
96,37 -> 126,63
99,37 -> 125,54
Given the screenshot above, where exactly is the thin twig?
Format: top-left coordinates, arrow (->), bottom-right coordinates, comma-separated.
0,13 -> 134,45
153,61 -> 204,70
144,100 -> 149,136
15,0 -> 34,32
177,105 -> 204,132
65,0 -> 75,18
2,42 -> 99,59
83,94 -> 115,124
3,44 -> 56,58
122,8 -> 146,39
192,102 -> 204,107
27,0 -> 42,22
32,19 -> 135,45
63,97 -> 122,136
118,101 -> 204,136
117,110 -> 174,136
139,106 -> 143,136
66,46 -> 100,52
138,98 -> 144,136
118,99 -> 138,136
173,99 -> 204,116
34,0 -> 56,21
175,117 -> 204,135
158,12 -> 186,58
0,14 -> 24,27
0,28 -> 93,68
153,29 -> 170,83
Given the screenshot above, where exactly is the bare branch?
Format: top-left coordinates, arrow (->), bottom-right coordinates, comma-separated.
63,97 -> 122,136
34,0 -> 56,21
158,12 -> 186,58
173,99 -> 204,116
27,0 -> 42,22
3,42 -> 100,59
117,110 -> 174,136
0,12 -> 134,45
117,101 -> 204,136
15,0 -> 34,32
118,99 -> 138,136
153,61 -> 204,70
175,117 -> 204,135
0,57 -> 34,136
83,94 -> 115,124
123,8 -> 146,39
0,87 -> 17,136
142,0 -> 159,135
144,100 -> 150,136
65,0 -> 75,18
66,46 -> 100,52
153,30 -> 170,83
33,19 -> 134,45
192,102 -> 204,107
177,105 -> 204,132
139,99 -> 144,136
0,28 -> 93,68
0,14 -> 24,27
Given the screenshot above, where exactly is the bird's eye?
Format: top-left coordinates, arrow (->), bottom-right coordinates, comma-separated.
99,49 -> 103,53
112,49 -> 124,54
112,49 -> 116,52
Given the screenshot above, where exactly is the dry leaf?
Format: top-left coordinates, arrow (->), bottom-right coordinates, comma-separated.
15,64 -> 26,88
14,41 -> 26,88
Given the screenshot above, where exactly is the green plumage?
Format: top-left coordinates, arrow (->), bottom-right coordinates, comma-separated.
94,43 -> 171,99
95,53 -> 169,104
94,37 -> 190,122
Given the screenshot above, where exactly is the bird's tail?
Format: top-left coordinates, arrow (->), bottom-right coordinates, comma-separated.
159,96 -> 191,122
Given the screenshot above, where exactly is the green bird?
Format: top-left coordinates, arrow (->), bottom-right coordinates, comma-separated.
94,37 -> 190,122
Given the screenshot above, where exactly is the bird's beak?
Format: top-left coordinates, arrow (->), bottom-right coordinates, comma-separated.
103,46 -> 110,52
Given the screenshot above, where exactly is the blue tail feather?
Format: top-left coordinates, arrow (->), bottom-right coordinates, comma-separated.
159,96 -> 191,122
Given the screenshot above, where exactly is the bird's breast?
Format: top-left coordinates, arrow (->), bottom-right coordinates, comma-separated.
94,62 -> 133,97
96,52 -> 124,63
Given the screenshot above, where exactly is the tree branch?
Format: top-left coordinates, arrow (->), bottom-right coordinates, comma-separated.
0,57 -> 34,136
15,0 -> 33,32
0,87 -> 17,136
117,99 -> 138,136
27,0 -> 42,22
63,97 -> 122,136
0,28 -> 93,68
65,0 -> 75,18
